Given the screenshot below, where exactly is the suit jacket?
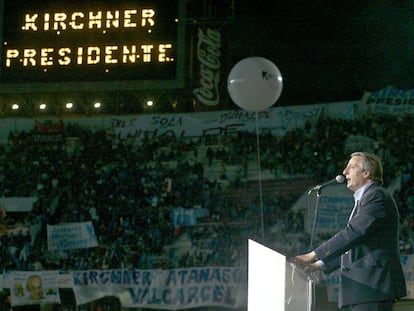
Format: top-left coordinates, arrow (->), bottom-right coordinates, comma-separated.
314,182 -> 407,307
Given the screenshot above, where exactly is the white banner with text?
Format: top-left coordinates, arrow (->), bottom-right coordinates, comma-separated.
72,267 -> 248,309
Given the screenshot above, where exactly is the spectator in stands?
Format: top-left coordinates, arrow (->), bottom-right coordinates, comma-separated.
1,112 -> 414,276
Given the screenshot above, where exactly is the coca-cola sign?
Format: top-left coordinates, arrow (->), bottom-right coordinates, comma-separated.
193,28 -> 221,107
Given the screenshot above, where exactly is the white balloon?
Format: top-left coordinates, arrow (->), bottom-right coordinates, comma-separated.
227,57 -> 283,112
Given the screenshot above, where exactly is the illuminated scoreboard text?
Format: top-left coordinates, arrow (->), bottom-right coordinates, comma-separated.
1,0 -> 179,86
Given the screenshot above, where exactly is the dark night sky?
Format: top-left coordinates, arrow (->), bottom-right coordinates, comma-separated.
227,0 -> 414,106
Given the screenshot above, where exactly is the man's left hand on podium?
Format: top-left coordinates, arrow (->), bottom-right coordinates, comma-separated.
289,251 -> 323,281
303,261 -> 322,273
289,251 -> 318,266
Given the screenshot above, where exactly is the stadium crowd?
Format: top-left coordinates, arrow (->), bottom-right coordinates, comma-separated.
1,112 -> 414,274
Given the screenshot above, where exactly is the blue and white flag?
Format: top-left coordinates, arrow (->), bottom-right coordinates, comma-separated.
47,221 -> 98,251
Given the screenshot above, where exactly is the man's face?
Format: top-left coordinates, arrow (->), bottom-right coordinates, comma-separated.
27,277 -> 43,300
342,155 -> 370,192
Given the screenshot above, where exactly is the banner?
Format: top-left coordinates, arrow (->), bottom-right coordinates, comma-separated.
47,221 -> 98,251
112,105 -> 323,140
0,103 -> 332,142
0,224 -> 29,237
401,255 -> 414,298
292,183 -> 354,234
362,85 -> 414,114
2,260 -> 413,308
72,267 -> 248,309
10,271 -> 61,306
0,196 -> 37,212
171,207 -> 210,227
315,195 -> 354,233
34,119 -> 65,134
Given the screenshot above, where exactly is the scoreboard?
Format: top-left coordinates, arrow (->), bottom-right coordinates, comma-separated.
0,0 -> 185,94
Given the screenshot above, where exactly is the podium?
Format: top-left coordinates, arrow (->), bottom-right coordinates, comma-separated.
248,239 -> 312,311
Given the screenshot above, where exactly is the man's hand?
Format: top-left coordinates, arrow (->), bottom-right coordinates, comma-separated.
289,251 -> 318,266
303,261 -> 322,273
289,251 -> 322,276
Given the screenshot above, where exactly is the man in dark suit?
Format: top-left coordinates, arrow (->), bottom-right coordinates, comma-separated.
292,152 -> 406,311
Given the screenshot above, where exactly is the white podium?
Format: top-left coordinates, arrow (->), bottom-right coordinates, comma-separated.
248,239 -> 311,311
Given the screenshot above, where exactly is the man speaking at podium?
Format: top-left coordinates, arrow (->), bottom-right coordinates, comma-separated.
292,152 -> 406,311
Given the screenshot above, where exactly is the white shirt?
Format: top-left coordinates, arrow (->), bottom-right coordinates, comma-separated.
349,181 -> 373,220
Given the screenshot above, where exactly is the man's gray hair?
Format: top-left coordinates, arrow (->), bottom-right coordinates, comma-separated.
350,152 -> 384,185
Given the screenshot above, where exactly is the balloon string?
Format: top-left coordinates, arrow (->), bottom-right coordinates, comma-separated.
255,112 -> 265,242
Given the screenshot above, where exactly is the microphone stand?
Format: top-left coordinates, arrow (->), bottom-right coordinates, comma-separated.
309,188 -> 321,250
307,187 -> 322,311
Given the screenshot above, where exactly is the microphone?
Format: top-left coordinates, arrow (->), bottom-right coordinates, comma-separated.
308,175 -> 345,194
